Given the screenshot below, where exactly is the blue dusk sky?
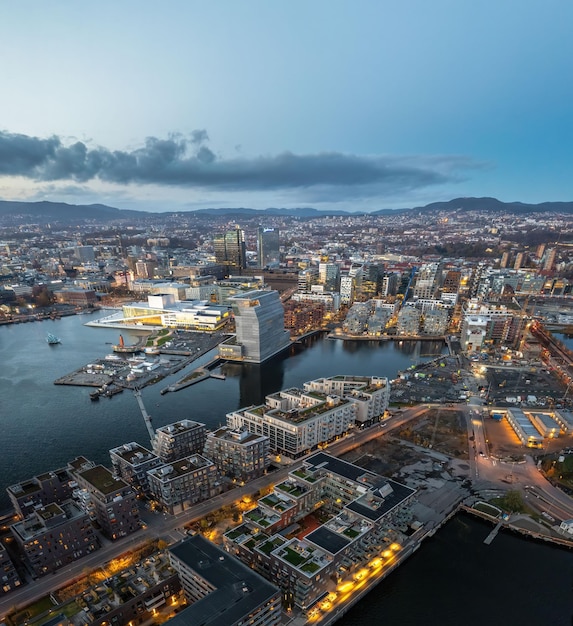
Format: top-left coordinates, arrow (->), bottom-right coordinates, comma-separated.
0,1 -> 572,212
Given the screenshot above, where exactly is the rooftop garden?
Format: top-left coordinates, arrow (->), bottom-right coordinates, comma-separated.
277,482 -> 306,497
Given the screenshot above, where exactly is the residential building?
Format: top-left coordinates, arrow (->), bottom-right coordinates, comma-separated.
7,467 -> 76,518
147,455 -> 221,514
73,465 -> 140,540
226,386 -> 356,458
223,452 -> 415,611
109,442 -> 162,497
152,420 -> 207,463
396,307 -> 421,335
203,427 -> 270,481
168,535 -> 281,626
10,501 -> 98,576
303,375 -> 390,427
0,544 -> 21,594
422,309 -> 449,335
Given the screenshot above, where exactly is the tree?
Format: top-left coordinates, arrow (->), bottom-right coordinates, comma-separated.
501,490 -> 525,513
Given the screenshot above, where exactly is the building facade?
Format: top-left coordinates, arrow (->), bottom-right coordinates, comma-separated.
152,420 -> 208,463
203,427 -> 270,481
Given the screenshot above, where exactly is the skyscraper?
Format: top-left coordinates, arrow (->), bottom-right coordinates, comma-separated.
214,227 -> 247,274
257,227 -> 280,268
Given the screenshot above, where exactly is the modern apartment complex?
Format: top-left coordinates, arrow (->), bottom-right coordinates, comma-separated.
227,376 -> 389,457
109,442 -> 162,495
168,535 -> 282,626
10,501 -> 98,576
223,452 -> 415,611
152,420 -> 208,463
147,454 -> 221,514
227,388 -> 356,458
73,465 -> 140,540
203,427 -> 270,481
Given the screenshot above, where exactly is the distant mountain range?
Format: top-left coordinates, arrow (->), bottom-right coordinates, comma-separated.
1,197 -> 573,224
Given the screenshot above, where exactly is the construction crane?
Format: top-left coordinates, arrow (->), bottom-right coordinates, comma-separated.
133,388 -> 155,444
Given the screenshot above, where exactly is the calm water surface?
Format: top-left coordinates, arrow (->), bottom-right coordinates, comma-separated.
1,315 -> 572,623
0,313 -> 443,511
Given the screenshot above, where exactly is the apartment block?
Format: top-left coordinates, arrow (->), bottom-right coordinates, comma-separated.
147,455 -> 221,515
152,420 -> 207,463
303,375 -> 390,426
224,453 -> 415,611
0,544 -> 21,594
109,442 -> 162,497
203,427 -> 270,481
73,465 -> 140,540
227,387 -> 356,458
10,501 -> 98,576
168,535 -> 281,626
7,467 -> 75,518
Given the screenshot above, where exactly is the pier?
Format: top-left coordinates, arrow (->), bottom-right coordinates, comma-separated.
484,521 -> 503,545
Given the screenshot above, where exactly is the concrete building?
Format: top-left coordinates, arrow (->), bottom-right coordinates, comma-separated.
147,455 -> 221,515
223,290 -> 291,363
7,467 -> 76,518
396,307 -> 421,335
169,535 -> 281,626
304,375 -> 390,427
318,262 -> 340,291
203,427 -> 270,481
227,386 -> 356,458
422,309 -> 449,335
0,544 -> 22,594
10,501 -> 98,576
73,465 -> 140,540
223,453 -> 415,611
291,289 -> 341,313
152,420 -> 207,463
109,442 -> 162,497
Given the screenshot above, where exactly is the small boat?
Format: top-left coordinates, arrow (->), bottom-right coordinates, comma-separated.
46,333 -> 61,345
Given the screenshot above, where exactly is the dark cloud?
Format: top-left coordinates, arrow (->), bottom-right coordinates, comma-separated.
0,129 -> 480,196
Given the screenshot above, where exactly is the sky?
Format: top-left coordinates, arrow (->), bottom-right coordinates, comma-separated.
0,1 -> 572,213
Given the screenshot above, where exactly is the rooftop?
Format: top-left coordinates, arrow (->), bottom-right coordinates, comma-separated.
79,465 -> 128,495
169,535 -> 280,626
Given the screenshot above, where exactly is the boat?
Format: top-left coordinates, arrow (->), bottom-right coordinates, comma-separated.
46,333 -> 61,345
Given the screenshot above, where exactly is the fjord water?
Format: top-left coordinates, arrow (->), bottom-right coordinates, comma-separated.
0,312 -> 444,511
1,315 -> 571,623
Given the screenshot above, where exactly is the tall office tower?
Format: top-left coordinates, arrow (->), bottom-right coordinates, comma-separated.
230,290 -> 291,363
318,262 -> 340,291
257,227 -> 280,268
214,227 -> 247,274
544,247 -> 557,271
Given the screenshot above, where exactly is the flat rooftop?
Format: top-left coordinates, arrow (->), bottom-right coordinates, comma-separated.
169,535 -> 280,626
79,465 -> 128,495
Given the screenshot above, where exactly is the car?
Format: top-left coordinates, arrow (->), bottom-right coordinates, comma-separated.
479,450 -> 484,456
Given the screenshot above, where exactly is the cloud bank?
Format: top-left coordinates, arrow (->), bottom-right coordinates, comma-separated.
0,130 -> 480,197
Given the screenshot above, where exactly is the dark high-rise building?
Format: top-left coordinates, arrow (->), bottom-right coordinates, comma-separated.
214,227 -> 247,274
257,227 -> 280,268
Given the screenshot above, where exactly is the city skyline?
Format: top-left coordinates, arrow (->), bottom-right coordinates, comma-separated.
1,1 -> 572,212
